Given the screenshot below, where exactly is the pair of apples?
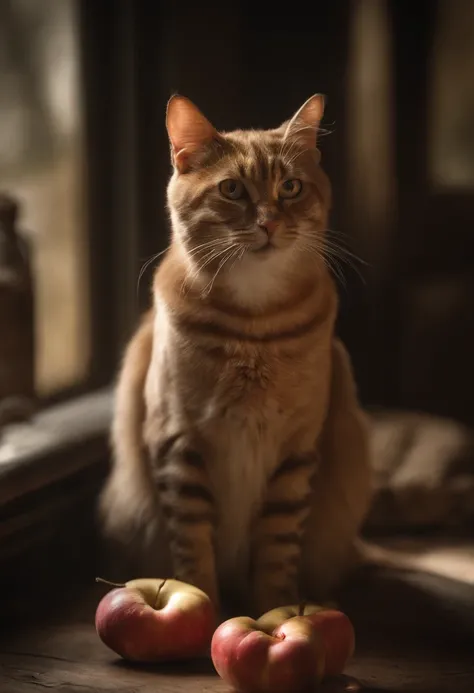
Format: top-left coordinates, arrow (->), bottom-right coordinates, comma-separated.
95,577 -> 355,692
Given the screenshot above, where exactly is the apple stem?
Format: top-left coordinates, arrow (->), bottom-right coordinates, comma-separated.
153,578 -> 167,609
298,600 -> 306,617
95,577 -> 126,588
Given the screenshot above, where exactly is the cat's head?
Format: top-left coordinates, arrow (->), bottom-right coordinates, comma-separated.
165,94 -> 331,302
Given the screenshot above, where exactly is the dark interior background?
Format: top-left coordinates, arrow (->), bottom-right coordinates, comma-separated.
79,0 -> 474,427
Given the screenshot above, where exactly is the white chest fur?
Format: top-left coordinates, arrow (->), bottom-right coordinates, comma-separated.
207,406 -> 280,583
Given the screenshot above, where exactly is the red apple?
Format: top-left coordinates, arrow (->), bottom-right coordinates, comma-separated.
257,604 -> 355,677
95,577 -> 216,662
305,609 -> 355,676
256,603 -> 326,633
211,615 -> 325,693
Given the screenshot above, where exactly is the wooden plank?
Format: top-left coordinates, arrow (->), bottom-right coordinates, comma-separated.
0,651 -> 227,693
0,388 -> 112,505
1,622 -> 473,693
347,654 -> 474,693
0,619 -> 226,692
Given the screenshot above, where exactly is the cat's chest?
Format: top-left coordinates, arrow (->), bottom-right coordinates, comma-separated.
219,350 -> 274,398
200,352 -> 284,464
199,344 -> 326,474
196,352 -> 286,441
202,344 -> 327,427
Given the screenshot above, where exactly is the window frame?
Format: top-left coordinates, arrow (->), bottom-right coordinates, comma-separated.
0,2 -> 170,505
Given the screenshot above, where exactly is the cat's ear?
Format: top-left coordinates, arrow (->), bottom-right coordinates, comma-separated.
166,95 -> 217,173
281,94 -> 325,149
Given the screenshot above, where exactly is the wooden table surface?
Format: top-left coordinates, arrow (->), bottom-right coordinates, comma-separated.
1,570 -> 473,693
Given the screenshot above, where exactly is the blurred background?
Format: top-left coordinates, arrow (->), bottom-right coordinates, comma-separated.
1,0 -> 473,426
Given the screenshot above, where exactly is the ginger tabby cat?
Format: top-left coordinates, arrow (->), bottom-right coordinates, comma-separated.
100,94 -> 372,616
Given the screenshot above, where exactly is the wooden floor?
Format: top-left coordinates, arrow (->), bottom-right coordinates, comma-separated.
1,569 -> 473,692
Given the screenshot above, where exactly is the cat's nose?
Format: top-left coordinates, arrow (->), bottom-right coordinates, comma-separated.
258,219 -> 279,236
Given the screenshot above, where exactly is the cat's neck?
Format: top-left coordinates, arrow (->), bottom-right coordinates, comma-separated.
154,242 -> 336,324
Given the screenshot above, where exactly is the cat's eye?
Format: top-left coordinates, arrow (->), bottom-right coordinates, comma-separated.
279,179 -> 303,199
219,179 -> 245,200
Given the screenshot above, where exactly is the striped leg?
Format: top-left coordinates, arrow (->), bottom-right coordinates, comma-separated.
252,453 -> 317,616
152,436 -> 219,608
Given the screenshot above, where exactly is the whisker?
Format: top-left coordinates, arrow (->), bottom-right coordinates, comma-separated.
321,240 -> 367,285
188,245 -> 231,281
181,246 -> 232,296
300,241 -> 347,289
136,247 -> 169,297
324,230 -> 369,265
323,240 -> 367,265
325,253 -> 347,288
302,235 -> 365,288
202,245 -> 239,296
229,244 -> 248,272
299,226 -> 369,287
186,239 -> 230,258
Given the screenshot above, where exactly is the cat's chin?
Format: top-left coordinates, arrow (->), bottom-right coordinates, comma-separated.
221,249 -> 295,310
252,243 -> 275,255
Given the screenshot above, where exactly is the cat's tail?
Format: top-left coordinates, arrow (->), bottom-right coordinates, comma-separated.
99,310 -> 158,545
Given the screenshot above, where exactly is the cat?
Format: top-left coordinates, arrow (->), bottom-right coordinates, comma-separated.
99,93 -> 373,616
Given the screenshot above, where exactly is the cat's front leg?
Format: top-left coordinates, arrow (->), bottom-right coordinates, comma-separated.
299,339 -> 372,601
151,435 -> 220,609
251,452 -> 316,616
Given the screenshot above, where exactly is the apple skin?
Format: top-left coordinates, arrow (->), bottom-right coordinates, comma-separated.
256,604 -> 326,634
257,604 -> 355,677
305,609 -> 355,676
211,615 -> 325,693
95,578 -> 216,662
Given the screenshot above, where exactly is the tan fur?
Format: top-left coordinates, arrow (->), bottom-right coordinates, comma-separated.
100,95 -> 372,615
102,311 -> 155,534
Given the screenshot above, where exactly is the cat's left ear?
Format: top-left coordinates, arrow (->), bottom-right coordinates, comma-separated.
166,95 -> 218,173
281,94 -> 325,149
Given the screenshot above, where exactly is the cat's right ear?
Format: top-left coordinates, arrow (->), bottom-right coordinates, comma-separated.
280,94 -> 325,150
166,95 -> 217,173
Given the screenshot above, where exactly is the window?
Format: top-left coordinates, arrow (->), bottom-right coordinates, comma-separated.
0,0 -> 90,397
430,0 -> 474,189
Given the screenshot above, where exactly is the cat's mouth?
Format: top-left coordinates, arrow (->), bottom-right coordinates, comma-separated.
252,234 -> 276,254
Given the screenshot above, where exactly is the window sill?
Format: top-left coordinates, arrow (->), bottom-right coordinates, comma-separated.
0,388 -> 114,607
0,387 -> 113,507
